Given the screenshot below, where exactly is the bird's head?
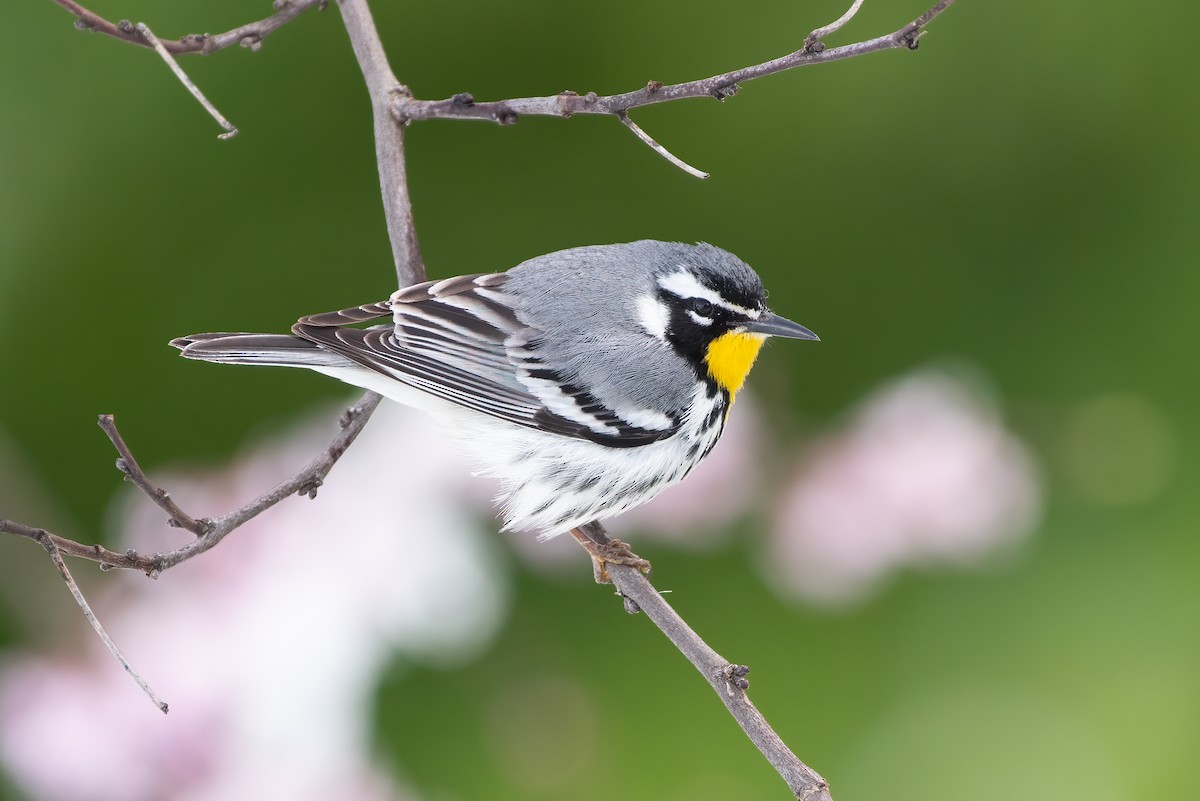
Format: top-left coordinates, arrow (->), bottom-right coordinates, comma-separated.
637,244 -> 819,401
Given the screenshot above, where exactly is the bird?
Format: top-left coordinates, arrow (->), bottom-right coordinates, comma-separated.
171,241 -> 817,570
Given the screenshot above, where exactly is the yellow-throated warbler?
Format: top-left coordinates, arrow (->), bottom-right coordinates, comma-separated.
172,241 -> 818,538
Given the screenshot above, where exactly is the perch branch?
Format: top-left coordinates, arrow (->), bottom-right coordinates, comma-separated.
135,21 -> 238,139
573,523 -> 831,801
52,0 -> 325,55
36,532 -> 169,714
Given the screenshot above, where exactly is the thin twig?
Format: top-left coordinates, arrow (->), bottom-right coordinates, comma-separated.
98,414 -> 210,536
804,0 -> 866,52
573,523 -> 831,799
135,21 -> 238,139
617,111 -> 710,179
52,0 -> 325,55
35,533 -> 168,714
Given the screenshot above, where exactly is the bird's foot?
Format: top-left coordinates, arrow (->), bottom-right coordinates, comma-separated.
570,528 -> 652,584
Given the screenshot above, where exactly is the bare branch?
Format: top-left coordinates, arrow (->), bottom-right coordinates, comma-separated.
335,0 -> 424,287
2,392 -> 382,575
573,523 -> 831,801
52,0 -> 325,55
35,532 -> 169,714
135,21 -> 238,139
389,0 -> 954,177
396,0 -> 955,125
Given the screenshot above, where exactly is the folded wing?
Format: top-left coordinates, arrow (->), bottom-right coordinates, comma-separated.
292,273 -> 680,447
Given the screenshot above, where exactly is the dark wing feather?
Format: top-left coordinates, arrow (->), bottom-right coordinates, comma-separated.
293,274 -> 680,447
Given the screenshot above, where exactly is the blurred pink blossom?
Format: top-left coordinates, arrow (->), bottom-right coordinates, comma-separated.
766,370 -> 1040,604
0,401 -> 506,801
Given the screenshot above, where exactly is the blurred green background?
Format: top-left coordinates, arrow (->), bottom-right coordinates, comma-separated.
1,0 -> 1197,799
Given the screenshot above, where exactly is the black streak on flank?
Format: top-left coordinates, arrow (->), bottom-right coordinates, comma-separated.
706,405 -> 724,429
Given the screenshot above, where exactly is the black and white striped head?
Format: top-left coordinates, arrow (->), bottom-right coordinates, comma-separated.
633,243 -> 818,367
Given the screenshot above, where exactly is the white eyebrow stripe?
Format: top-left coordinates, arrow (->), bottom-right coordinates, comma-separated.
657,269 -> 759,318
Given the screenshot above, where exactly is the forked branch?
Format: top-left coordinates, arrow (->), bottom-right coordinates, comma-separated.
52,0 -> 326,55
2,392 -> 383,578
401,0 -> 954,124
3,395 -> 377,714
395,0 -> 957,175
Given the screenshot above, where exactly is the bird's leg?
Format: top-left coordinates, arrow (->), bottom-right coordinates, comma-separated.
570,522 -> 652,584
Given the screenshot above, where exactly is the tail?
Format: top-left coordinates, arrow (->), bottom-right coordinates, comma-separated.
170,332 -> 354,369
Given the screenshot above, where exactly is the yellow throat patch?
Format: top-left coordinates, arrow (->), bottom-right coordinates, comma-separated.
704,332 -> 766,402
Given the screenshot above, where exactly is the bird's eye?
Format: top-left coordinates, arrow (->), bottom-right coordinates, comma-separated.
690,298 -> 714,316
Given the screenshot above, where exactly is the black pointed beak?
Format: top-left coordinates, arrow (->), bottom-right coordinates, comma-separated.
744,311 -> 819,341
